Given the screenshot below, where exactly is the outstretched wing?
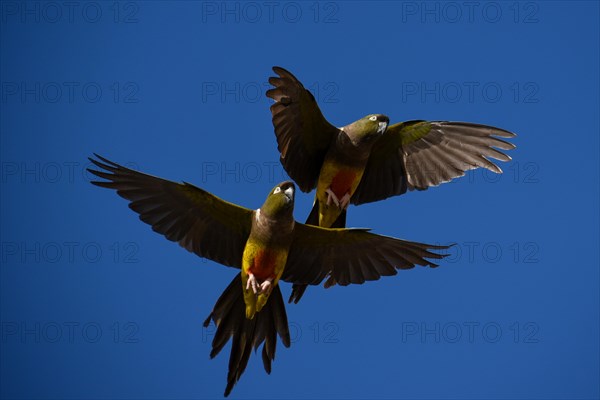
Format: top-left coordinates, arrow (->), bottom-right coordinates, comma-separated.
88,154 -> 253,269
282,223 -> 451,286
352,121 -> 516,205
266,66 -> 340,192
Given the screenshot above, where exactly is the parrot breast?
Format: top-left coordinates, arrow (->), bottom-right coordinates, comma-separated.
249,249 -> 279,281
330,169 -> 358,199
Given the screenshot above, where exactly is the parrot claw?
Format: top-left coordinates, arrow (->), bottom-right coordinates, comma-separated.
247,274 -> 273,295
325,188 -> 350,210
260,279 -> 273,296
339,192 -> 351,210
325,188 -> 340,207
246,273 -> 260,294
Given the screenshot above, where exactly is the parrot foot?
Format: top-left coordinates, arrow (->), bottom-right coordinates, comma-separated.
247,273 -> 259,294
260,279 -> 273,296
339,192 -> 351,210
325,188 -> 350,210
246,274 -> 273,295
325,188 -> 340,207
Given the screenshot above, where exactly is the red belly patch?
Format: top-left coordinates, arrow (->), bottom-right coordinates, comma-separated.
330,169 -> 357,199
250,249 -> 278,281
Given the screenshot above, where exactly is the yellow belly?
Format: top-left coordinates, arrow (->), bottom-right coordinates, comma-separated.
316,160 -> 364,227
241,239 -> 288,319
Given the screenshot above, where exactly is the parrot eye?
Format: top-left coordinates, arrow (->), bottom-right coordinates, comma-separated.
369,116 -> 377,121
273,187 -> 281,194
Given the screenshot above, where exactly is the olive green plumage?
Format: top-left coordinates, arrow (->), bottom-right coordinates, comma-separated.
241,182 -> 295,319
267,66 -> 516,205
267,66 -> 516,303
88,154 -> 451,397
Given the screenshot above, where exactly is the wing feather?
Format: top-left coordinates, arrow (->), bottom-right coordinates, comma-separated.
88,154 -> 253,269
266,67 -> 340,192
352,121 -> 516,204
282,224 -> 451,287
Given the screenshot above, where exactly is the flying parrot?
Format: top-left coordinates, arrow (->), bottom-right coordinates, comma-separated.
88,154 -> 451,397
266,66 -> 517,303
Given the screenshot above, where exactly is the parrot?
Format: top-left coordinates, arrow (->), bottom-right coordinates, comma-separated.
88,154 -> 451,397
266,66 -> 517,303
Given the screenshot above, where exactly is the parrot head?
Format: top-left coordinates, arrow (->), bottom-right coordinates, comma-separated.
342,114 -> 389,146
260,181 -> 295,218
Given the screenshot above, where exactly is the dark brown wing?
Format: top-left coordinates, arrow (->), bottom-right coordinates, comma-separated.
88,154 -> 253,269
281,223 -> 451,286
266,66 -> 340,192
352,121 -> 516,205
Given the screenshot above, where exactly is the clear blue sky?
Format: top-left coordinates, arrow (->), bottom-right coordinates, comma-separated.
1,1 -> 598,399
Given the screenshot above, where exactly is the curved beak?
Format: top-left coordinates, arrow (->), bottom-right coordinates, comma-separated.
284,186 -> 294,202
277,181 -> 295,202
377,116 -> 389,134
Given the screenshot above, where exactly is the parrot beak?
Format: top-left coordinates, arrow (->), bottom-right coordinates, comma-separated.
276,181 -> 295,203
377,116 -> 389,134
284,186 -> 294,202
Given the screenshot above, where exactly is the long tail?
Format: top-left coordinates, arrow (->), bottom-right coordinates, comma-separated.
203,273 -> 290,397
288,201 -> 347,304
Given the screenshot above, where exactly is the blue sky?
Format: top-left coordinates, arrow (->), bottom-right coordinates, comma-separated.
1,1 -> 599,399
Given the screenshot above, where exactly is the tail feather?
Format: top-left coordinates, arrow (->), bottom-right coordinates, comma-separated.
270,290 -> 291,346
256,306 -> 274,373
288,284 -> 308,304
305,200 -> 320,226
289,202 -> 347,304
209,305 -> 238,359
204,273 -> 290,397
203,276 -> 241,359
